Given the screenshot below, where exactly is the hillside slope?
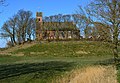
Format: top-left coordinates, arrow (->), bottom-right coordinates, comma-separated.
0,41 -> 119,83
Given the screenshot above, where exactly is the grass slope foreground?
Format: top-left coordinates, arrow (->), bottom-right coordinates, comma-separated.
0,41 -> 119,83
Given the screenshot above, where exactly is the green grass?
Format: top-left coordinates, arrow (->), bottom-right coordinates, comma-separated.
116,64 -> 120,83
13,41 -> 113,57
0,61 -> 75,83
0,41 -> 118,83
0,56 -> 112,83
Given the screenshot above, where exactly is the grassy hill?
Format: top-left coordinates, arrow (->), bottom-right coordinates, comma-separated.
13,41 -> 112,57
0,41 -> 119,83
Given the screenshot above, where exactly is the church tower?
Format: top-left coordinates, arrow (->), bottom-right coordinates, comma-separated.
36,12 -> 43,41
36,12 -> 42,23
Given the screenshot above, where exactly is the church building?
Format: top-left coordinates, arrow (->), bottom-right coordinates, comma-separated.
36,12 -> 80,41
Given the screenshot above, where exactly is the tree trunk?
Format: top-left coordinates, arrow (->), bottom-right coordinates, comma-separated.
113,25 -> 119,63
10,37 -> 14,46
13,28 -> 16,45
29,34 -> 31,41
17,31 -> 21,45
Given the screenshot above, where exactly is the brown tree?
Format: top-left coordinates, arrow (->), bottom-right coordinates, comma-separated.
0,16 -> 17,46
16,9 -> 35,44
75,6 -> 93,38
87,0 -> 120,61
0,10 -> 35,46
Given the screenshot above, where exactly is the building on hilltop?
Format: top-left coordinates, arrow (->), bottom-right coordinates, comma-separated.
36,12 -> 80,41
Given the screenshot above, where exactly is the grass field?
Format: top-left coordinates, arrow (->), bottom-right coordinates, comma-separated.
13,41 -> 113,57
0,41 -> 119,83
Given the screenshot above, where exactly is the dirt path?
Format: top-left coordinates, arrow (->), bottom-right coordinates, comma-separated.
69,66 -> 117,83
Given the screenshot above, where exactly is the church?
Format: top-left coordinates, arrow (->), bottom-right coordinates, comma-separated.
36,12 -> 80,41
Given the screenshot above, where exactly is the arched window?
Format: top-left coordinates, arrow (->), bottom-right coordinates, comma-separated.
39,18 -> 41,21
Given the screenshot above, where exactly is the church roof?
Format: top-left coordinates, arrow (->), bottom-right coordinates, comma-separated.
37,22 -> 79,31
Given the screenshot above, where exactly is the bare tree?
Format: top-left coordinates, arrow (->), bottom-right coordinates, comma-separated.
16,9 -> 34,44
74,6 -> 93,37
0,21 -> 15,46
26,18 -> 36,41
0,16 -> 19,46
86,0 -> 120,61
0,9 -> 35,46
63,15 -> 71,22
94,22 -> 112,41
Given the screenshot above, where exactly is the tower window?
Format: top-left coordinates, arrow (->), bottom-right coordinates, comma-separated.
39,18 -> 40,21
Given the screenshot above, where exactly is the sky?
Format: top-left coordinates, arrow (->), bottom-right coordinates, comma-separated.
0,0 -> 92,48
